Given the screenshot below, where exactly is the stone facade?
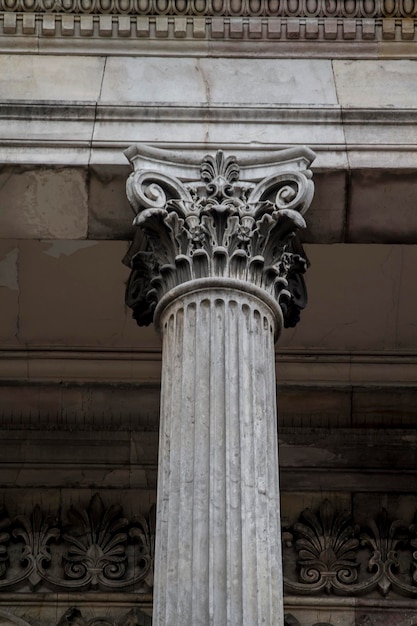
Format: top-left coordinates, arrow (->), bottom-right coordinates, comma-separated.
1,1 -> 417,625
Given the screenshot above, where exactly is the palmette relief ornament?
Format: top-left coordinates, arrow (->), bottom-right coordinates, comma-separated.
124,144 -> 315,329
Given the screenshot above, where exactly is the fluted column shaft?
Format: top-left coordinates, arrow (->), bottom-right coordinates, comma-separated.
153,281 -> 283,625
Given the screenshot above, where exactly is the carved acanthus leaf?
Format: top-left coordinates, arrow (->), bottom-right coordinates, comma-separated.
124,145 -> 315,328
283,500 -> 417,599
0,496 -> 154,593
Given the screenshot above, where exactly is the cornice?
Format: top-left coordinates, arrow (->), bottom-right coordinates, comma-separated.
1,13 -> 417,55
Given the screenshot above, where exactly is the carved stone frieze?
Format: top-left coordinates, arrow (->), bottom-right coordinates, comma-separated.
0,495 -> 155,593
1,0 -> 416,17
283,499 -> 417,599
1,5 -> 417,48
1,13 -> 417,47
1,495 -> 417,602
124,144 -> 315,329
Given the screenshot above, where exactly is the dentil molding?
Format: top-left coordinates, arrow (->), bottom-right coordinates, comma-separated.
1,1 -> 417,54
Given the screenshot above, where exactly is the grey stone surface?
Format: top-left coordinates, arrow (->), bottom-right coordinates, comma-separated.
154,288 -> 284,625
347,169 -> 417,243
333,59 -> 417,107
0,54 -> 105,101
100,58 -> 338,105
88,165 -> 134,239
0,167 -> 88,239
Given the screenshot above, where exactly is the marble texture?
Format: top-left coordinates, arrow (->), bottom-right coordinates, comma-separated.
154,287 -> 283,625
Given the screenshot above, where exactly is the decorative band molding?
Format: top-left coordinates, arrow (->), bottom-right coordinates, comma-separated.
2,495 -> 417,601
0,14 -> 417,44
1,0 -> 417,18
0,494 -> 155,594
283,498 -> 417,600
1,348 -> 417,385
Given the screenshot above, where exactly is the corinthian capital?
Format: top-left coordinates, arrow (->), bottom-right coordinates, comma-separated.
123,144 -> 315,329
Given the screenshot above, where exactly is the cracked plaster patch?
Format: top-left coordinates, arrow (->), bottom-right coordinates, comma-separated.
43,241 -> 98,259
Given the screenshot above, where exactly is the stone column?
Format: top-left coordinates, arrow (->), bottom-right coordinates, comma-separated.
124,145 -> 315,625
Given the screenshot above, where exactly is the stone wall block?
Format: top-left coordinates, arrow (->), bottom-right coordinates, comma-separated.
88,165 -> 134,239
0,167 -> 88,239
3,12 -> 16,34
0,55 -> 105,101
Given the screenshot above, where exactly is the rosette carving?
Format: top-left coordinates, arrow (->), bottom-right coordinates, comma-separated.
124,145 -> 315,328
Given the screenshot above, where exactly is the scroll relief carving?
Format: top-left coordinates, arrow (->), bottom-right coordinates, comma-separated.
0,495 -> 154,592
124,145 -> 315,328
2,495 -> 417,600
283,499 -> 417,599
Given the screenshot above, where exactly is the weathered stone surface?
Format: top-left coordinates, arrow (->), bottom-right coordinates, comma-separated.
333,59 -> 417,107
352,388 -> 417,428
348,170 -> 417,243
88,165 -> 134,239
154,288 -> 283,625
100,58 -> 338,105
0,168 -> 88,239
124,146 -> 316,625
0,242 -> 19,346
278,388 -> 352,428
301,170 -> 347,243
0,382 -> 160,430
0,54 -> 105,101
